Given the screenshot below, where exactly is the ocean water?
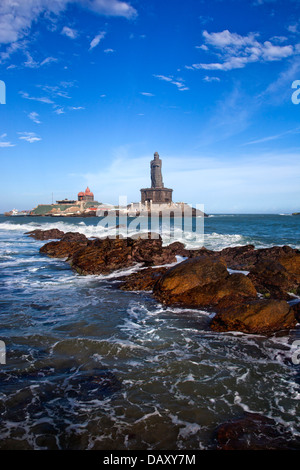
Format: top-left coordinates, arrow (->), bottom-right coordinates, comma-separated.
0,214 -> 299,450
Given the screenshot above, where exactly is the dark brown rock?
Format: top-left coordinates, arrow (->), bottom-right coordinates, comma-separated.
25,228 -> 65,240
248,259 -> 298,300
210,299 -> 297,334
130,236 -> 177,266
153,256 -> 257,309
40,233 -> 182,275
221,245 -> 300,277
69,237 -> 133,275
40,239 -> 88,258
60,232 -> 88,243
186,244 -> 300,301
292,302 -> 300,322
118,267 -> 168,291
214,412 -> 300,450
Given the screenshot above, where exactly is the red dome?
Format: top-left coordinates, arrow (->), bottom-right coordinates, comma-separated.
85,187 -> 94,196
78,191 -> 84,196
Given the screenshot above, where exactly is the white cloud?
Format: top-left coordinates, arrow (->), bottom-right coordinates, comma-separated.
28,111 -> 41,123
54,107 -> 65,114
0,0 -> 137,45
0,134 -> 15,149
61,25 -> 78,39
0,142 -> 15,147
153,74 -> 189,91
80,0 -> 137,18
40,56 -> 58,66
89,31 -> 106,50
243,126 -> 300,145
288,24 -> 299,34
140,92 -> 155,97
23,51 -> 39,68
18,131 -> 41,143
20,91 -> 54,104
189,29 -> 296,72
104,48 -> 114,53
203,76 -> 220,82
23,52 -> 58,68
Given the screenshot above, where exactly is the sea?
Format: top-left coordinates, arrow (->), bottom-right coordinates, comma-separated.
0,213 -> 300,450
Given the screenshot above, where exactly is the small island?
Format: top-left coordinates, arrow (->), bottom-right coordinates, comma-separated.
4,152 -> 208,218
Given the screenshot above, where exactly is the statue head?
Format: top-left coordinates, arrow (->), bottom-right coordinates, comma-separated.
154,151 -> 159,159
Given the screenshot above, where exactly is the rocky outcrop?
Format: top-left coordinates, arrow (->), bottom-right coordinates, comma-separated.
25,228 -> 65,240
35,229 -> 300,334
40,232 -> 89,259
40,233 -> 179,275
214,412 -> 300,450
248,259 -> 299,300
186,244 -> 300,300
118,267 -> 168,291
153,256 -> 257,310
210,299 -> 297,334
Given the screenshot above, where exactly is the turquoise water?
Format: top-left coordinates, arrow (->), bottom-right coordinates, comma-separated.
0,214 -> 299,449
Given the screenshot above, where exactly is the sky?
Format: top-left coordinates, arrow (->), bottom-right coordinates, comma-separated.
1,0 -> 300,214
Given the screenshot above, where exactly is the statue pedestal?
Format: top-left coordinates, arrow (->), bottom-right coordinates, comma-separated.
140,188 -> 173,204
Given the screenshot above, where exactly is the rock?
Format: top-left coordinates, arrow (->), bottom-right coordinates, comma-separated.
218,244 -> 256,269
292,302 -> 300,322
118,267 -> 168,291
166,241 -> 190,258
40,231 -> 89,258
214,412 -> 300,450
25,228 -> 65,240
213,273 -> 258,311
40,233 -> 181,275
248,259 -> 298,300
130,236 -> 177,266
277,251 -> 300,283
186,245 -> 300,301
153,256 -> 257,309
210,299 -> 297,334
60,232 -> 88,243
69,237 -> 133,275
221,245 -> 300,279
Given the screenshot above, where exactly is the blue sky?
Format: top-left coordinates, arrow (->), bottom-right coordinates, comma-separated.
1,0 -> 300,213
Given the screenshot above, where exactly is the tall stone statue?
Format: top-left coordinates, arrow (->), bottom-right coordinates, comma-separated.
140,151 -> 173,204
151,152 -> 164,188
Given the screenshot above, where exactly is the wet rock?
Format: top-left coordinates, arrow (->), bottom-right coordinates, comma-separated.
165,241 -> 190,258
41,234 -> 180,275
130,236 -> 177,266
277,250 -> 300,283
39,232 -> 88,258
68,237 -> 134,275
186,245 -> 300,301
60,232 -> 88,243
248,259 -> 299,300
40,240 -> 88,258
221,245 -> 300,278
210,299 -> 297,334
25,228 -> 65,240
214,412 -> 300,450
153,256 -> 257,309
292,302 -> 300,322
218,244 -> 256,269
118,267 -> 168,291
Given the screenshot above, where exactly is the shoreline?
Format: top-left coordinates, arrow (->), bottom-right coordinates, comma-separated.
26,227 -> 300,336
